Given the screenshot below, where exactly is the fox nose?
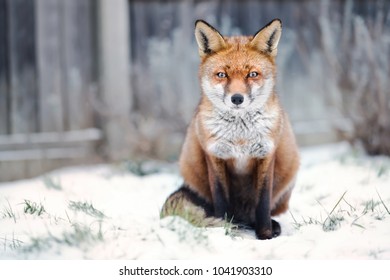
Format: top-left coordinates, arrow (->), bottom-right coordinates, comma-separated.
231,94 -> 244,105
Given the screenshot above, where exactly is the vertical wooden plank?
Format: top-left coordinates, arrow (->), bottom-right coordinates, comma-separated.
8,0 -> 38,134
129,0 -> 150,118
99,0 -> 132,160
36,0 -> 64,132
177,0 -> 197,121
0,0 -> 9,135
130,1 -> 148,64
61,0 -> 93,130
89,0 -> 99,91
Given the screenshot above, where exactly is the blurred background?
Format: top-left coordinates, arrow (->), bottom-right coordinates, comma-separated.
0,0 -> 389,181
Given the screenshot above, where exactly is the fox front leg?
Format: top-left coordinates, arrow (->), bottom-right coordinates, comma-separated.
206,156 -> 229,218
255,157 -> 280,239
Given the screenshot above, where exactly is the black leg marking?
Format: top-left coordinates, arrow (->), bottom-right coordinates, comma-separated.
255,177 -> 273,240
213,179 -> 229,218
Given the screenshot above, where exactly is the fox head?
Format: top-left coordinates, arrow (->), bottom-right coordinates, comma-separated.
195,19 -> 282,113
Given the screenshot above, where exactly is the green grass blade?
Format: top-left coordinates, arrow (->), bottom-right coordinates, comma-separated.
376,190 -> 390,215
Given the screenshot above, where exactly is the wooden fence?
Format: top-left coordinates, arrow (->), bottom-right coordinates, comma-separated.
0,0 -> 102,181
0,0 -> 133,182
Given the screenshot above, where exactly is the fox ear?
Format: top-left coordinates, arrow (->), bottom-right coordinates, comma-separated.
250,19 -> 282,57
195,20 -> 226,57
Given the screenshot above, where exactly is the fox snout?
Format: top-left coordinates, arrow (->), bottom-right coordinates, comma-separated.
231,93 -> 244,105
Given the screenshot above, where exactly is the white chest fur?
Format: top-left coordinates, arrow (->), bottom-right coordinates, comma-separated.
204,109 -> 276,172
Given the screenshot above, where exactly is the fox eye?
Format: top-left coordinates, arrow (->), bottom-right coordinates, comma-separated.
216,72 -> 227,78
248,71 -> 259,78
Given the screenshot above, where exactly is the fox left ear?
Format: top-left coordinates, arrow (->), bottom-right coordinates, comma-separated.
195,20 -> 227,57
250,19 -> 282,57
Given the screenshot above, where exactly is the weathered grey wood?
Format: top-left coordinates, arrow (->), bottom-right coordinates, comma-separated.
0,0 -> 101,182
36,0 -> 64,132
99,0 -> 132,160
0,161 -> 27,181
0,147 -> 95,161
176,0 -> 197,122
0,0 -> 9,135
0,128 -> 102,148
0,0 -> 103,182
8,0 -> 38,134
130,1 -> 148,64
61,0 -> 93,130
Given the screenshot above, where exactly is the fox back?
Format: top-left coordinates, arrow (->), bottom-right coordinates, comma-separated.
161,19 -> 299,240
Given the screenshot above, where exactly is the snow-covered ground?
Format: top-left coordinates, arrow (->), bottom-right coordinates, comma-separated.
1,143 -> 390,259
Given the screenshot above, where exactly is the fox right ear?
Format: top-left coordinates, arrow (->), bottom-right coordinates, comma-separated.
195,20 -> 226,57
250,19 -> 282,57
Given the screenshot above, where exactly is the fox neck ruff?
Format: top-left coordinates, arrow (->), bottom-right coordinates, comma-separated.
202,106 -> 278,173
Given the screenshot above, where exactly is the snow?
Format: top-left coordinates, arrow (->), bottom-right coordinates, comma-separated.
1,142 -> 390,259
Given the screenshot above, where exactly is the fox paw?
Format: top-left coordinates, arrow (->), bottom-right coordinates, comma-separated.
256,219 -> 281,240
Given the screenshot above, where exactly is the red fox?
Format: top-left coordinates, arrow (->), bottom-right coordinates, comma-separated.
161,19 -> 299,239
